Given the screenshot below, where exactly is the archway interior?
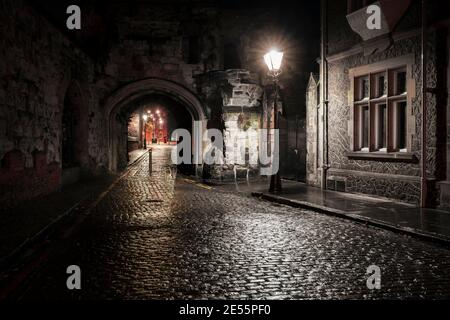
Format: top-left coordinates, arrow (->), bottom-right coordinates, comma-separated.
121,93 -> 194,174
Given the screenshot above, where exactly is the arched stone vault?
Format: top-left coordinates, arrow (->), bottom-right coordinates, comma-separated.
104,78 -> 207,172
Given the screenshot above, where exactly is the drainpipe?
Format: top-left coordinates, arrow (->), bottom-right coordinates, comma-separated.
421,0 -> 428,207
320,0 -> 329,189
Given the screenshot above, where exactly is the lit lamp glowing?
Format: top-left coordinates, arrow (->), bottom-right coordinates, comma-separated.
264,49 -> 283,193
264,50 -> 284,77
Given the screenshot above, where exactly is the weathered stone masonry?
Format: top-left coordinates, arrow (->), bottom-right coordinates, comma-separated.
195,70 -> 263,181
0,0 -> 221,206
0,0 -> 100,207
1,0 -> 303,206
308,0 -> 446,206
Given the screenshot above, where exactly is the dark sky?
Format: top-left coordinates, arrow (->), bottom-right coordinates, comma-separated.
219,0 -> 320,38
29,0 -> 321,66
32,0 -> 320,38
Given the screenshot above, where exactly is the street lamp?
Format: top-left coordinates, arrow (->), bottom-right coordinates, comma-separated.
142,114 -> 148,149
264,49 -> 284,193
264,50 -> 283,77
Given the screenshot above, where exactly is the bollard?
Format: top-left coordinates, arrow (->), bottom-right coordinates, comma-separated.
148,148 -> 152,176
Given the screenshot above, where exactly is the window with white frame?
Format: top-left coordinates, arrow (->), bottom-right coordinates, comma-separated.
353,67 -> 408,153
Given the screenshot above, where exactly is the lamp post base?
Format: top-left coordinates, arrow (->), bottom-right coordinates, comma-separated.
269,174 -> 282,193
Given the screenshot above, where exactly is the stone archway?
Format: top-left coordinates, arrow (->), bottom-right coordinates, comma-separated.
104,78 -> 207,172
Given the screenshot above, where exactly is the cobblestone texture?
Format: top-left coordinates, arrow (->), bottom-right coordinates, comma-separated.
21,146 -> 450,300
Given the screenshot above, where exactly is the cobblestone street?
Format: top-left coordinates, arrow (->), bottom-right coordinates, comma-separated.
19,146 -> 450,300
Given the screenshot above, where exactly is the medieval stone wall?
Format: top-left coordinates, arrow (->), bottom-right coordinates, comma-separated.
0,0 -> 310,205
91,2 -> 224,172
195,70 -> 263,181
99,3 -> 219,90
0,0 -> 98,207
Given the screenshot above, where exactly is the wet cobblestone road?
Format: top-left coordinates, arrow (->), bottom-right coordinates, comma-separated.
20,146 -> 450,299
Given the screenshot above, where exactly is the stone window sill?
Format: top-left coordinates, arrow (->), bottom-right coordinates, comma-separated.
347,151 -> 418,162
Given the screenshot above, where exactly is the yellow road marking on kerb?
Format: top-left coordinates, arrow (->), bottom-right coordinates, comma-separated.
183,178 -> 213,190
196,183 -> 212,190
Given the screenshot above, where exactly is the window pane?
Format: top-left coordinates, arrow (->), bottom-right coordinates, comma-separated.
371,72 -> 387,99
354,104 -> 369,151
376,104 -> 387,150
362,106 -> 369,149
396,71 -> 407,95
378,75 -> 386,97
397,101 -> 407,150
355,76 -> 369,101
362,77 -> 369,99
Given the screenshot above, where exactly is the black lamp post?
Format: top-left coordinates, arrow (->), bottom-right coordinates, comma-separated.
264,49 -> 284,193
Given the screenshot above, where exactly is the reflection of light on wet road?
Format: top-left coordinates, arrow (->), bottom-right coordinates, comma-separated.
17,146 -> 450,300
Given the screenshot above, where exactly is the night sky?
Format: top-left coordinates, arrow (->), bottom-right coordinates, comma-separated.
30,0 -> 321,68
